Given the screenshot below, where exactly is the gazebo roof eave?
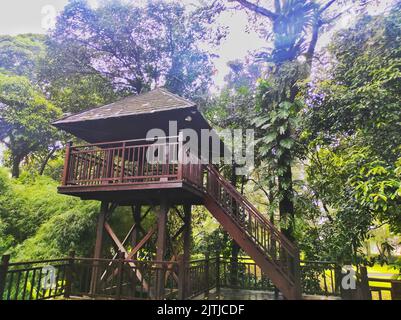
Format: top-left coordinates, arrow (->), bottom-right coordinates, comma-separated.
52,87 -> 197,126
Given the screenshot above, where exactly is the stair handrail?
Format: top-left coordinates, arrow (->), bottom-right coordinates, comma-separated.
204,165 -> 298,255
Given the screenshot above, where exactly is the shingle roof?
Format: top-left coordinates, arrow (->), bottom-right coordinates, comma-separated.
53,88 -> 196,124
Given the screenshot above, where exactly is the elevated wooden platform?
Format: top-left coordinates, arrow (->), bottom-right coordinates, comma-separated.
57,137 -> 302,299
58,136 -> 204,205
58,180 -> 204,205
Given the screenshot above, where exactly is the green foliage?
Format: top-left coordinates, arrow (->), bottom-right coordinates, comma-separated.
46,0 -> 222,98
46,74 -> 117,114
306,7 -> 401,161
41,156 -> 65,181
0,0 -> 399,271
203,85 -> 254,130
0,168 -> 99,259
0,34 -> 46,82
13,202 -> 98,260
299,6 -> 401,263
251,63 -> 307,234
254,77 -> 304,166
0,73 -> 62,177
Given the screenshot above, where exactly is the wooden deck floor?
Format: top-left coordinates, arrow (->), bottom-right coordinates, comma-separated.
58,180 -> 205,205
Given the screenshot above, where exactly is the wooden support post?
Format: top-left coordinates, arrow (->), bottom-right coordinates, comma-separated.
177,131 -> 184,180
205,253 -> 210,299
131,204 -> 142,259
90,201 -> 108,295
64,250 -> 75,299
177,255 -> 186,300
105,149 -> 114,184
216,254 -> 221,298
156,200 -> 168,261
183,204 -> 192,298
391,280 -> 401,300
116,251 -> 124,299
274,286 -> 279,300
359,266 -> 371,300
293,249 -> 302,300
155,199 -> 169,299
62,141 -> 72,186
183,205 -> 192,262
130,204 -> 141,293
229,163 -> 239,287
120,142 -> 126,182
0,254 -> 10,300
230,241 -> 240,287
334,264 -> 342,295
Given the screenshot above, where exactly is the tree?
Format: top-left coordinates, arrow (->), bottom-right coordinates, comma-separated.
45,0 -> 224,99
306,5 -> 401,162
223,57 -> 266,91
44,73 -> 117,114
217,0 -> 358,240
0,34 -> 46,82
0,74 -> 62,177
0,34 -> 69,177
299,5 -> 401,263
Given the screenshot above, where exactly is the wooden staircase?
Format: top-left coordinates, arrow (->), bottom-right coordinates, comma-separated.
203,165 -> 302,300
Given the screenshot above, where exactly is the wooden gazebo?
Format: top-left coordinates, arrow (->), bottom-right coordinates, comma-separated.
52,88 -> 301,300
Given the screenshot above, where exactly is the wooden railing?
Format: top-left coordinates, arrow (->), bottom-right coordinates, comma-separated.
61,136 -> 204,189
71,257 -> 179,300
186,257 -> 218,298
0,254 -> 217,300
368,277 -> 401,300
0,254 -> 182,300
3,253 -> 383,300
300,261 -> 341,296
204,165 -> 300,289
219,257 -> 275,291
0,255 -> 71,300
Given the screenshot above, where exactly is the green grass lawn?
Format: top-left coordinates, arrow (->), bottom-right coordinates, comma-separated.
367,264 -> 400,276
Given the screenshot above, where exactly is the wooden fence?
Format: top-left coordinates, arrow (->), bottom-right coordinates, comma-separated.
2,254 -> 396,300
368,277 -> 401,300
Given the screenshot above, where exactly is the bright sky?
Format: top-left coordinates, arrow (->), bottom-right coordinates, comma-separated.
0,0 -> 267,89
0,0 -> 395,88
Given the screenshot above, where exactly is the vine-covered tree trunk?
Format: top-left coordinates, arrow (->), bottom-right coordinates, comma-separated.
231,0 -> 342,243
278,154 -> 295,241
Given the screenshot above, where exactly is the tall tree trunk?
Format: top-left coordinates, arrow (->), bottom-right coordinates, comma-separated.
11,154 -> 21,178
39,146 -> 58,176
233,0 -> 328,246
278,159 -> 295,241
230,162 -> 240,285
230,240 -> 240,286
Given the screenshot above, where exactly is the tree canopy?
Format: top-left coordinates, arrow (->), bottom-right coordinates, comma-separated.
298,5 -> 401,263
45,0 -> 223,98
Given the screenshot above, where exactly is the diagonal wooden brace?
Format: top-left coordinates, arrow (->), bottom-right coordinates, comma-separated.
104,222 -> 152,293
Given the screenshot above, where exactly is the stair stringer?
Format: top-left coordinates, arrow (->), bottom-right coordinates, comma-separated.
204,195 -> 301,300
